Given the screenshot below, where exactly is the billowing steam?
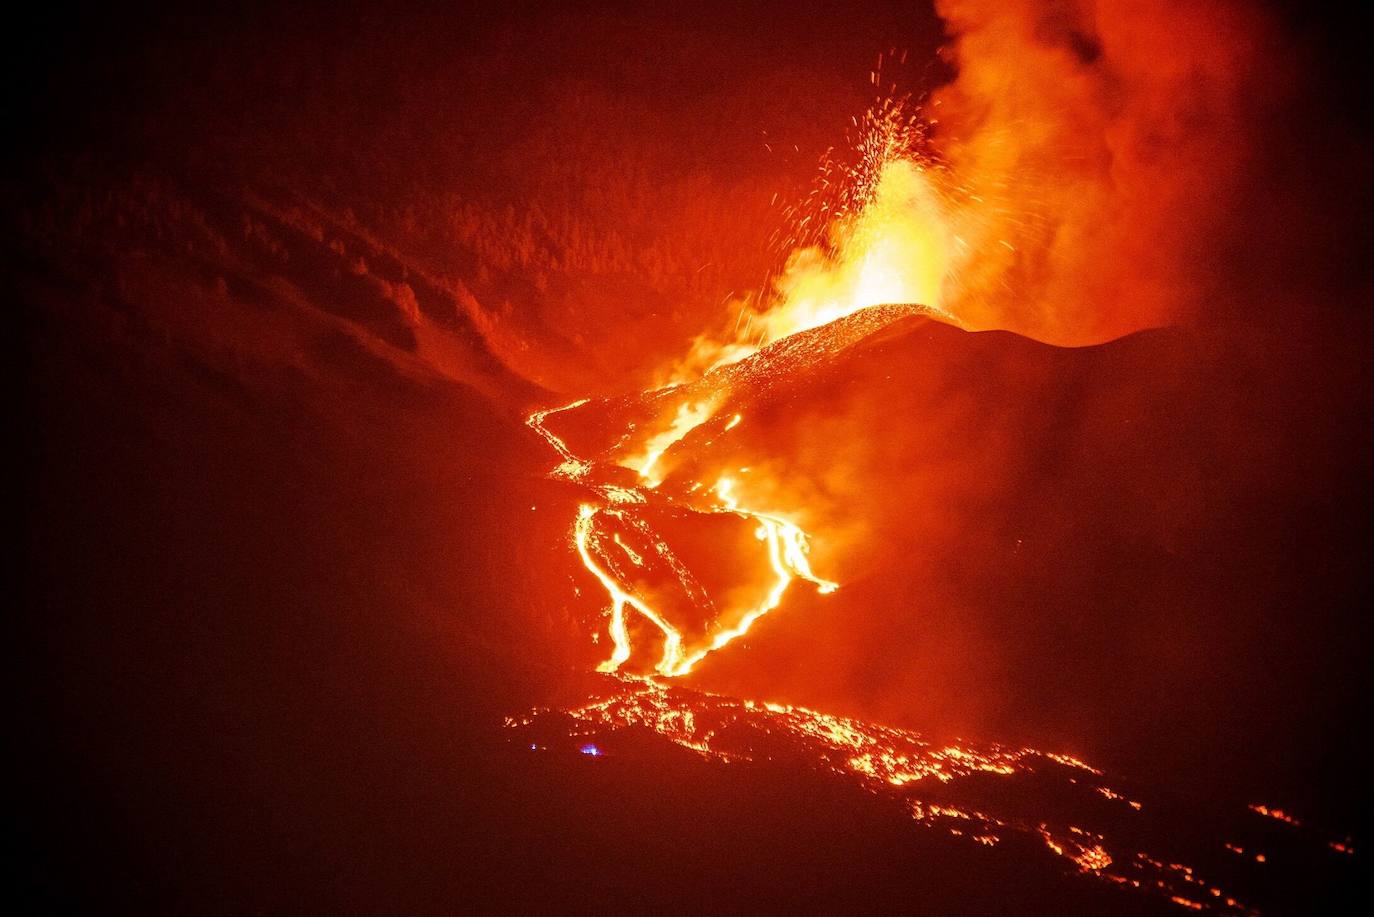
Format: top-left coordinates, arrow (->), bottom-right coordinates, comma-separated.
930,0 -> 1281,344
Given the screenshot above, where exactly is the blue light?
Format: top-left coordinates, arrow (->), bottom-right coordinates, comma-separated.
579,743 -> 601,756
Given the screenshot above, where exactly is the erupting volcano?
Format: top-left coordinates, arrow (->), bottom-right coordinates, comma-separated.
17,1 -> 1369,913
526,101 -> 951,675
505,97 -> 1355,911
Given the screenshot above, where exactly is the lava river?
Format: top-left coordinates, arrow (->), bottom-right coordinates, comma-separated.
507,305 -> 1354,914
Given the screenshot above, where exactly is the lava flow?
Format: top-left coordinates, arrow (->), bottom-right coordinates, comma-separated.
507,677 -> 1263,914
519,327 -> 1262,911
510,91 -> 1336,914
528,399 -> 838,677
527,98 -> 943,676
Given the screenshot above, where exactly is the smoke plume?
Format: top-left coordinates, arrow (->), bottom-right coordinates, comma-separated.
931,0 -> 1287,344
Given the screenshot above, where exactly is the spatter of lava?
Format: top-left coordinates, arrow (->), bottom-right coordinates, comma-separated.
507,675 -> 1254,914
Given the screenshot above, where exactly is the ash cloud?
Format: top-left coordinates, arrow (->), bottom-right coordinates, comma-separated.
930,0 -> 1302,344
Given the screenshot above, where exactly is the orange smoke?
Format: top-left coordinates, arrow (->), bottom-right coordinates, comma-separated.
673,0 -> 1284,373
929,0 -> 1282,344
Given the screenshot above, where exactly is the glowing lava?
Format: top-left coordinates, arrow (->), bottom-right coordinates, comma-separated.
536,404 -> 839,676
622,399 -> 718,489
506,676 -> 1257,914
761,156 -> 957,347
669,96 -> 964,382
573,504 -> 685,675
527,99 -> 960,674
507,89 -> 1342,915
665,477 -> 838,675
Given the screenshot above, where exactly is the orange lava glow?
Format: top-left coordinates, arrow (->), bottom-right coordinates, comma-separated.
532,402 -> 838,676
670,97 -> 963,381
622,399 -> 719,489
526,105 -> 956,675
507,675 -> 1254,913
514,95 -> 1262,909
1249,803 -> 1301,827
757,155 -> 959,346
